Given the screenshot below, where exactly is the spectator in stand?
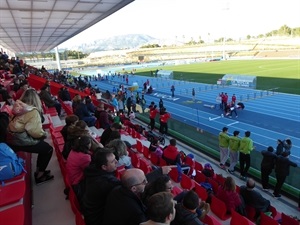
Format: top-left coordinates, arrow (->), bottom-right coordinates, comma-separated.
159,107 -> 171,137
58,86 -> 72,107
273,151 -> 297,198
126,96 -> 132,116
102,168 -> 148,225
106,139 -> 132,169
227,130 -> 240,174
171,190 -> 206,225
85,96 -> 96,114
0,83 -> 12,105
149,104 -> 159,131
62,120 -> 103,159
219,127 -> 230,170
239,131 -> 254,180
142,175 -> 173,206
95,104 -> 110,129
216,176 -> 245,215
72,94 -> 82,112
39,84 -> 62,116
60,114 -> 79,147
260,146 -> 277,190
74,97 -> 96,127
100,122 -> 122,146
14,80 -> 28,100
240,178 -> 270,219
141,192 -> 176,225
149,139 -> 163,158
162,139 -> 190,174
118,96 -> 125,113
82,150 -> 120,225
111,94 -> 119,112
6,89 -> 54,185
66,135 -> 92,202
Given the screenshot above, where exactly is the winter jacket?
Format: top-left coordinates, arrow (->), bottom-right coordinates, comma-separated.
39,89 -> 56,107
239,137 -> 253,154
160,112 -> 171,123
7,100 -> 46,146
82,165 -> 121,225
66,151 -> 91,185
229,136 -> 240,152
240,186 -> 270,213
275,155 -> 297,177
162,145 -> 180,165
219,132 -> 229,148
102,185 -> 147,225
216,187 -> 242,213
171,203 -> 205,225
261,150 -> 277,170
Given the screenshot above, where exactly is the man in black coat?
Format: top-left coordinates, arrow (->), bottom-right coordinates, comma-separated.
240,178 -> 270,218
82,151 -> 120,225
100,122 -> 122,146
102,168 -> 148,225
273,152 -> 297,198
261,146 -> 277,190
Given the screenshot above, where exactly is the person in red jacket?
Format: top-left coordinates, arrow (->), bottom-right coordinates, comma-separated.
159,107 -> 171,136
149,104 -> 159,131
162,139 -> 180,165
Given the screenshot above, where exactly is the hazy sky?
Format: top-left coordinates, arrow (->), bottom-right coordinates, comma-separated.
59,0 -> 300,48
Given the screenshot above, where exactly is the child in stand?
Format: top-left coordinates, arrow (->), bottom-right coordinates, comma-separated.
149,139 -> 163,158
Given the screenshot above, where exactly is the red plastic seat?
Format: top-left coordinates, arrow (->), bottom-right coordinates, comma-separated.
171,186 -> 183,197
245,205 -> 257,222
169,167 -> 180,183
230,209 -> 255,225
143,146 -> 151,159
115,165 -> 126,179
260,211 -> 279,225
180,174 -> 195,190
139,158 -> 152,174
208,178 -> 220,194
214,174 -> 226,185
270,205 -> 281,220
211,195 -> 231,220
281,212 -> 299,225
193,182 -> 208,202
0,204 -> 24,225
194,170 -> 207,184
135,139 -> 144,154
150,152 -> 159,165
201,214 -> 223,225
194,161 -> 203,171
130,152 -> 140,168
158,157 -> 167,167
0,180 -> 26,207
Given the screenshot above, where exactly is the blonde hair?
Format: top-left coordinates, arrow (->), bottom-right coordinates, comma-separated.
20,88 -> 43,113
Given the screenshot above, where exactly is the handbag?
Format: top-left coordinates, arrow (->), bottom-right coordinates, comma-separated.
6,130 -> 40,146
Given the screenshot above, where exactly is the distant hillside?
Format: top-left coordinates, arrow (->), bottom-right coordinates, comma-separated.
69,34 -> 158,53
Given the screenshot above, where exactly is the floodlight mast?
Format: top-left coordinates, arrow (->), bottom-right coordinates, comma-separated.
222,2 -> 230,60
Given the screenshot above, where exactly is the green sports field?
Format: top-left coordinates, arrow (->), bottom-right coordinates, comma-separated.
136,59 -> 300,95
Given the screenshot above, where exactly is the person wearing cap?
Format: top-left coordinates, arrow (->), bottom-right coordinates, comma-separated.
219,127 -> 230,170
227,130 -> 240,174
260,146 -> 277,190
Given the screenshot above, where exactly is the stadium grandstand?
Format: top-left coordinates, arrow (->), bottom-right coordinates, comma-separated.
1,1 -> 299,225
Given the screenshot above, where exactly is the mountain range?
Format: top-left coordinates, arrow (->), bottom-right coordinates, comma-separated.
63,34 -> 182,53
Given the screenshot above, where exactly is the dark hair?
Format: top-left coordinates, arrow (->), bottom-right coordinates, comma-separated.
73,136 -> 91,153
285,139 -> 292,145
233,130 -> 240,136
183,190 -> 199,210
111,122 -> 122,129
65,115 -> 79,126
76,120 -> 87,129
222,127 -> 228,132
147,192 -> 174,223
267,146 -> 274,152
245,131 -> 251,137
143,175 -> 171,205
92,150 -> 114,168
170,139 -> 176,146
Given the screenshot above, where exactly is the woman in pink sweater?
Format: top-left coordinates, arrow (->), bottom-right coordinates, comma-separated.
66,136 -> 92,187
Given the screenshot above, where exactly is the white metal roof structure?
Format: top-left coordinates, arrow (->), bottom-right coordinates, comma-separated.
0,0 -> 134,53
